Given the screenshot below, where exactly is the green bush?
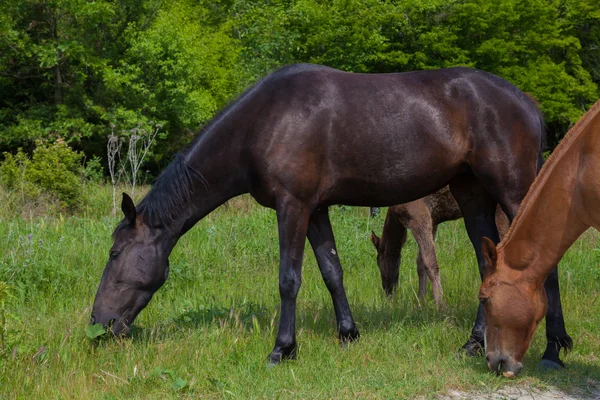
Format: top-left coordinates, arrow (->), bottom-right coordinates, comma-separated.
83,156 -> 104,183
0,141 -> 84,211
0,150 -> 29,191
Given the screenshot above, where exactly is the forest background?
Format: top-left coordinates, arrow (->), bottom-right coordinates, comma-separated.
1,0 -> 599,193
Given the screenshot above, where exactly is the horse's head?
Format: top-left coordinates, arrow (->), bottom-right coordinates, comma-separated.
90,194 -> 173,336
479,237 -> 547,378
370,230 -> 403,295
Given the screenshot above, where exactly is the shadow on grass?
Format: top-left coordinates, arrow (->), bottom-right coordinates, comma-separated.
524,360 -> 600,399
129,301 -> 275,343
128,295 -> 480,345
130,298 -> 597,360
122,295 -> 600,394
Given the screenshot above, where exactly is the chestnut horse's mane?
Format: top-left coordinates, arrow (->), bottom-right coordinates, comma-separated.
498,99 -> 600,249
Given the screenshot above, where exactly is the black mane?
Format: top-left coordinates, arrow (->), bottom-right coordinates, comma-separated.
113,153 -> 205,236
137,153 -> 206,227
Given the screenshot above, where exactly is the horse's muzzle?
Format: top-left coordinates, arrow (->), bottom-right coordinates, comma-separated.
90,311 -> 131,337
487,353 -> 523,378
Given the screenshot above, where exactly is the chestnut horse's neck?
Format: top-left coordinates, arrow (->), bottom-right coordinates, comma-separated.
380,209 -> 407,258
498,100 -> 600,281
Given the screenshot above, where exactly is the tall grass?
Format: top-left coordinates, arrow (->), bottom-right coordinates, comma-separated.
0,187 -> 598,398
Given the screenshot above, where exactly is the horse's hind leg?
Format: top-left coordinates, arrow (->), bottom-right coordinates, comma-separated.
307,207 -> 359,342
450,176 -> 500,356
413,222 -> 445,309
416,252 -> 428,301
268,200 -> 311,365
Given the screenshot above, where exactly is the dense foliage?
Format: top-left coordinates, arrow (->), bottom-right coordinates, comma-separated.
0,140 -> 85,210
1,0 -> 599,172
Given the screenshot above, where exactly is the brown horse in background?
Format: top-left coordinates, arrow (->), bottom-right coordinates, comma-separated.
89,64 -> 569,367
370,186 -> 508,308
479,99 -> 600,378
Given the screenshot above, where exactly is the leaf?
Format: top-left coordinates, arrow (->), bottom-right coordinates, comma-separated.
85,323 -> 106,339
171,377 -> 188,391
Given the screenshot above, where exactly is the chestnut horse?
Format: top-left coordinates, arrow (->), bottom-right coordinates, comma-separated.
90,64 -> 568,366
480,99 -> 600,377
370,186 -> 508,308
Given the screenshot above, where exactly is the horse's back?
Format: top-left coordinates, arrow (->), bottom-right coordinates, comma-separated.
247,65 -> 543,208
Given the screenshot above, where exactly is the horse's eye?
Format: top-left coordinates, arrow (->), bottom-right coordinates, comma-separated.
479,297 -> 489,305
109,251 -> 120,260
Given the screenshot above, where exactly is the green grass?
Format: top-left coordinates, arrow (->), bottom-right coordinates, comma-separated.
0,192 -> 599,399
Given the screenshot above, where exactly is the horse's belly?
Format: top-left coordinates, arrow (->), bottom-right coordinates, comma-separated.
320,134 -> 466,207
323,167 -> 462,207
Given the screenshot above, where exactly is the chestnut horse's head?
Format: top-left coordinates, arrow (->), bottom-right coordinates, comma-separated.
90,194 -> 173,336
479,237 -> 547,377
370,230 -> 405,295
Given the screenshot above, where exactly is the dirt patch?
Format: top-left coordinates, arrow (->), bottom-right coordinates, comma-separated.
438,382 -> 600,400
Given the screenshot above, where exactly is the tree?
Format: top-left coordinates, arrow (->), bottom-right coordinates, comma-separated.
102,0 -> 246,162
1,0 -> 598,170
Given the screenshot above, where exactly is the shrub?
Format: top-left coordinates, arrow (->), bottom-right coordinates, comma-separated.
0,141 -> 84,211
0,150 -> 29,191
83,156 -> 104,184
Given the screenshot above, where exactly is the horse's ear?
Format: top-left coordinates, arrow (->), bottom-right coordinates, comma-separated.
121,193 -> 137,224
370,231 -> 381,249
482,237 -> 497,276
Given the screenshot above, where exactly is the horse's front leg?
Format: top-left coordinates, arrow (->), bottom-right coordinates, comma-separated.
450,178 -> 500,356
268,200 -> 311,365
307,207 -> 359,342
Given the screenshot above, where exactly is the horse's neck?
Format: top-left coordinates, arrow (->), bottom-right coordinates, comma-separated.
500,114 -> 596,281
176,125 -> 248,235
381,210 -> 407,256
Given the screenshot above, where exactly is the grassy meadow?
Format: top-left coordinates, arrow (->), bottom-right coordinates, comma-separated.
0,186 -> 599,399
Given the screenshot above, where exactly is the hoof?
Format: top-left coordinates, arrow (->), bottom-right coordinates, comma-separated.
339,326 -> 360,343
434,301 -> 448,313
538,358 -> 565,370
267,343 -> 297,365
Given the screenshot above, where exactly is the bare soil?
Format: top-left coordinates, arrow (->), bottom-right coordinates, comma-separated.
438,381 -> 600,400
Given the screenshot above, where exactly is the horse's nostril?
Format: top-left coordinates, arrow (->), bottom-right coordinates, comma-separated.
497,359 -> 506,373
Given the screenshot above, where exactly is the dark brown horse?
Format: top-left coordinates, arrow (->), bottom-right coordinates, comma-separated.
91,64 -> 569,366
480,99 -> 600,377
369,186 -> 508,308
